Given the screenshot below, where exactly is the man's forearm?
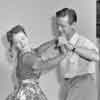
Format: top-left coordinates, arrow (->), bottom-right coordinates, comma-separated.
74,47 -> 99,62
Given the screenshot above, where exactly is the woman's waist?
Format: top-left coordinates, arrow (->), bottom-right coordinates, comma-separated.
22,78 -> 39,85
17,75 -> 40,81
16,69 -> 41,80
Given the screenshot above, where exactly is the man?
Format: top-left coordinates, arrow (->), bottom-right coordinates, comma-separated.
36,8 -> 99,100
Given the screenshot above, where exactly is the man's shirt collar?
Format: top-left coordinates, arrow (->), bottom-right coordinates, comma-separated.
69,33 -> 80,46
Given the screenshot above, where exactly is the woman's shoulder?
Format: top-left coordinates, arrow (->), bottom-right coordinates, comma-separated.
20,48 -> 34,56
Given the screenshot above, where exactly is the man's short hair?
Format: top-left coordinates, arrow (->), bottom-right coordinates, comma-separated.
56,8 -> 77,25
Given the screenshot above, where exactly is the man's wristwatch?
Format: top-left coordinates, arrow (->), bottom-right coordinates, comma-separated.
72,47 -> 76,52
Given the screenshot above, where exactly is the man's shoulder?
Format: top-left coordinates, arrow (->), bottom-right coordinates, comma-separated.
77,34 -> 93,44
78,34 -> 89,41
77,34 -> 98,51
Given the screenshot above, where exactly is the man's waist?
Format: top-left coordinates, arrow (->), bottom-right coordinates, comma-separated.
64,73 -> 96,84
64,72 -> 96,79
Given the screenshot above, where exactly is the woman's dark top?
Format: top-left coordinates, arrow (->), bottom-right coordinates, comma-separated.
16,50 -> 41,81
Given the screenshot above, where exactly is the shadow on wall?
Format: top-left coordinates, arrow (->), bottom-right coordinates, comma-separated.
0,62 -> 12,99
1,33 -> 11,63
0,33 -> 18,97
51,16 -> 61,38
51,16 -> 68,100
96,39 -> 100,100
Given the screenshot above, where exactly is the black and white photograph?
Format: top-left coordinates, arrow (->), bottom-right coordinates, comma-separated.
0,0 -> 98,100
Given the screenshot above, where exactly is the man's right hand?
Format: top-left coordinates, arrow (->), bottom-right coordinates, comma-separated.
58,36 -> 68,45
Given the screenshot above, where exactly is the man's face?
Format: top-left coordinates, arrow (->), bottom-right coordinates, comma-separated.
56,15 -> 73,37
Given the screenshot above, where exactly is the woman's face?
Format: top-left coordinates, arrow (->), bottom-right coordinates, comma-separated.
13,32 -> 29,51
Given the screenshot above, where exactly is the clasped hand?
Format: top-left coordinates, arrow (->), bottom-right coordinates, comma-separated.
58,36 -> 74,52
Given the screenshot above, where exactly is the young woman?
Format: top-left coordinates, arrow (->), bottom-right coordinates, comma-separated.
5,25 -> 65,100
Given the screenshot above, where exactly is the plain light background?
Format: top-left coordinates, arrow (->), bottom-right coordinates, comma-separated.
0,0 -> 96,100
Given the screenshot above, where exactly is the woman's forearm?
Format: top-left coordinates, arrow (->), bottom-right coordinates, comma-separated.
35,39 -> 56,55
36,53 -> 65,71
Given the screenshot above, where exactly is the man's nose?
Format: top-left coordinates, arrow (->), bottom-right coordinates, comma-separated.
58,26 -> 62,31
58,26 -> 63,32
